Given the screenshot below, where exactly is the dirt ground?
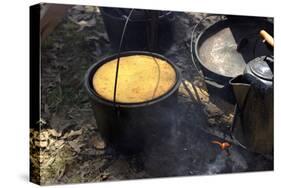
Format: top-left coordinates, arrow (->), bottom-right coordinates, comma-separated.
30,5 -> 273,185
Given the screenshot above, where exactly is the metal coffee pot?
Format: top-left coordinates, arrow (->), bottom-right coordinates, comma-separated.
229,56 -> 273,154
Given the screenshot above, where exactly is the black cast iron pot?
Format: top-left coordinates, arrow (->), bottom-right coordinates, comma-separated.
85,51 -> 182,153
99,7 -> 175,53
194,17 -> 273,104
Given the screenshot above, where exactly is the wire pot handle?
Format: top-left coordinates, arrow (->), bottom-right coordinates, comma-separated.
189,14 -> 226,78
113,9 -> 162,109
113,9 -> 135,109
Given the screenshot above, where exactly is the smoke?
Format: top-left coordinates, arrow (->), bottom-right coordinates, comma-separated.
140,94 -> 250,177
205,147 -> 248,175
206,153 -> 227,174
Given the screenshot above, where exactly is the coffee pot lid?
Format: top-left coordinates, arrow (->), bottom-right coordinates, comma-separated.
249,56 -> 273,81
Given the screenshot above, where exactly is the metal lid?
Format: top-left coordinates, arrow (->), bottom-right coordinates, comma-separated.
250,56 -> 273,81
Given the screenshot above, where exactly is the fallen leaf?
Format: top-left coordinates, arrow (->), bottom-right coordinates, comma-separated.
34,140 -> 49,148
92,134 -> 106,150
62,129 -> 83,139
95,172 -> 110,181
37,130 -> 49,141
48,129 -> 62,137
54,140 -> 65,149
68,140 -> 84,153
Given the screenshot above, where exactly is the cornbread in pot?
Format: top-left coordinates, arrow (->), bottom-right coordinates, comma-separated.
92,55 -> 176,103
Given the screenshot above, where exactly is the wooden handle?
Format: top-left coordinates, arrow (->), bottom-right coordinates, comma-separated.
260,30 -> 274,47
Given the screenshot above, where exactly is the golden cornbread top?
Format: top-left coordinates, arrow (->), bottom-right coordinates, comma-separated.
92,55 -> 176,103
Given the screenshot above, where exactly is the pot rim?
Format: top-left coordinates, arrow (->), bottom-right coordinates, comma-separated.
85,51 -> 182,108
194,19 -> 273,80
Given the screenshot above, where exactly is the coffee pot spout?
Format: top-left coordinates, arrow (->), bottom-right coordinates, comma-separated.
229,75 -> 251,109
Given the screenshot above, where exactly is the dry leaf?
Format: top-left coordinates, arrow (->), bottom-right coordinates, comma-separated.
95,172 -> 110,181
48,129 -> 62,137
34,140 -> 49,148
39,154 -> 45,163
48,138 -> 56,147
54,140 -> 65,148
42,156 -> 56,167
62,129 -> 83,139
32,131 -> 39,139
68,140 -> 84,153
92,134 -> 106,150
38,130 -> 49,140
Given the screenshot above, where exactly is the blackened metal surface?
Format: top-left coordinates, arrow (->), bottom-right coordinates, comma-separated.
194,18 -> 273,104
230,56 -> 273,154
197,19 -> 273,78
100,7 -> 175,53
85,51 -> 182,153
